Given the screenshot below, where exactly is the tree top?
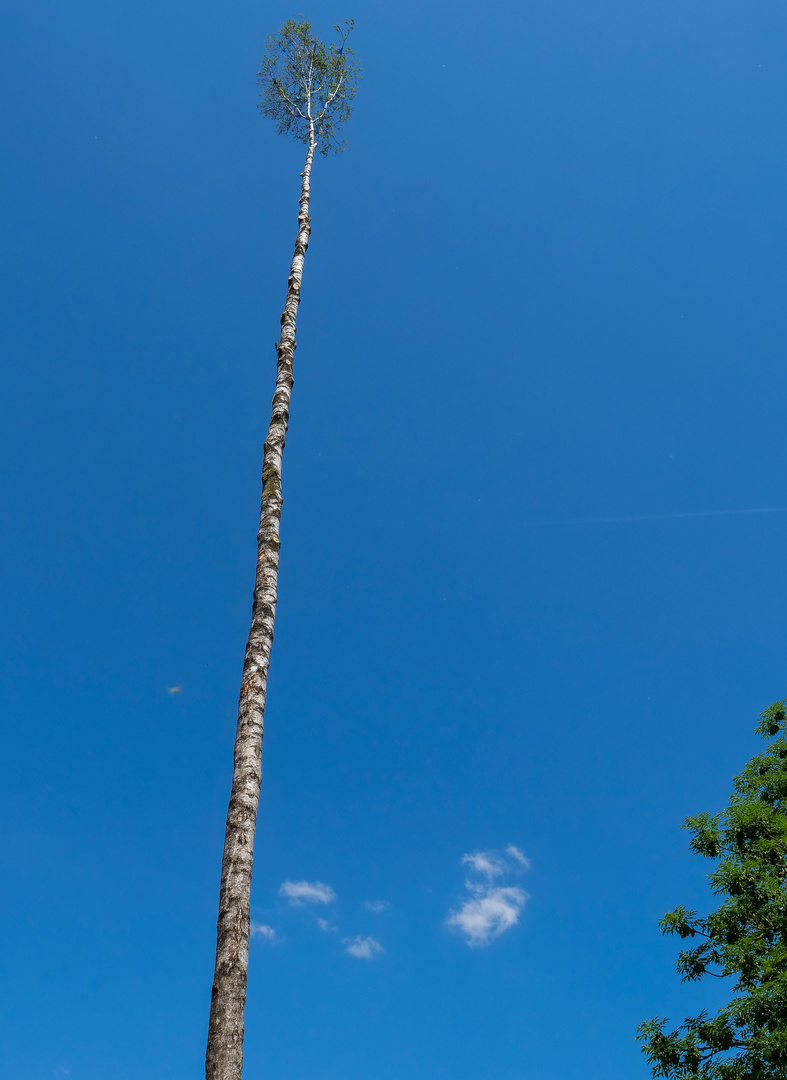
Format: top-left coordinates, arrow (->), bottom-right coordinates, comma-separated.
258,19 -> 361,157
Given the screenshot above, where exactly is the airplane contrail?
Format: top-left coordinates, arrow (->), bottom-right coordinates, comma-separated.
523,506 -> 787,528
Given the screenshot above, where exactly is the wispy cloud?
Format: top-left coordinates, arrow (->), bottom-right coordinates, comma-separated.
343,935 -> 384,959
279,880 -> 336,906
461,850 -> 507,880
447,846 -> 530,947
364,899 -> 390,913
317,917 -> 337,933
506,844 -> 531,869
523,506 -> 787,529
251,922 -> 278,943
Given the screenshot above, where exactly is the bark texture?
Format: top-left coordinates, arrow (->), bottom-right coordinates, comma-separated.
205,127 -> 315,1080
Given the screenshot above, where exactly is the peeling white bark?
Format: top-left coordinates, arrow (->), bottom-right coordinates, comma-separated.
205,121 -> 316,1080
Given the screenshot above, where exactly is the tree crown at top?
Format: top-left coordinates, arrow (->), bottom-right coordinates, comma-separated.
638,699 -> 787,1078
258,19 -> 361,156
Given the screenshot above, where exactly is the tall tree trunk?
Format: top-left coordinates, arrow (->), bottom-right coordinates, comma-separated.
205,126 -> 315,1080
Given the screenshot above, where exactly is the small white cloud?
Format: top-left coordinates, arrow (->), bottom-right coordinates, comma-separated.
447,886 -> 528,947
461,850 -> 507,879
279,880 -> 336,906
250,922 -> 278,942
449,845 -> 531,947
317,917 -> 337,933
506,844 -> 531,869
364,899 -> 390,913
343,935 -> 384,959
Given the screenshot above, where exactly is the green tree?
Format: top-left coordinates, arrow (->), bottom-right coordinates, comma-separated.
638,699 -> 787,1078
205,20 -> 360,1080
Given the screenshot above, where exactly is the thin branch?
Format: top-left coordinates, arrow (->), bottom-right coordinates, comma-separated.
322,73 -> 344,113
272,80 -> 307,119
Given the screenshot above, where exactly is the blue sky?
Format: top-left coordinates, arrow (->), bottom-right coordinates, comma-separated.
3,0 -> 787,1077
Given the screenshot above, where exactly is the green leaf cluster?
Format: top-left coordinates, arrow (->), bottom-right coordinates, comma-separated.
638,700 -> 787,1078
257,18 -> 361,156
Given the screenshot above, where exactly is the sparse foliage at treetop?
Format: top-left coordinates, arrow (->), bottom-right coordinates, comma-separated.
258,18 -> 360,155
638,699 -> 787,1078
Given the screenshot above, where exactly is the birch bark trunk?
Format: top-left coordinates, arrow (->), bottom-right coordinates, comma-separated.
205,122 -> 316,1080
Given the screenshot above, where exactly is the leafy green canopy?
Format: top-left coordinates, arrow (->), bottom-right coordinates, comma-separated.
638,700 -> 787,1078
258,19 -> 361,156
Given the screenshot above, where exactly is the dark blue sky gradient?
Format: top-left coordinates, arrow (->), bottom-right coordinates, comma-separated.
3,1 -> 787,1077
